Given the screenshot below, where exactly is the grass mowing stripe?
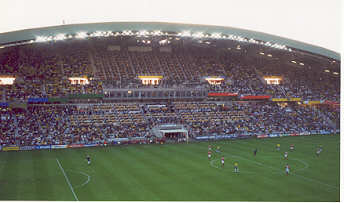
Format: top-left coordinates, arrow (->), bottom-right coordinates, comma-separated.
132,146 -> 191,200
109,147 -> 166,200
98,148 -> 148,200
0,152 -> 19,200
234,138 -> 340,190
227,141 -> 338,199
238,139 -> 339,192
192,138 -> 339,196
163,144 -> 266,201
132,145 -> 221,200
228,139 -> 339,190
120,145 -> 204,200
56,158 -> 79,201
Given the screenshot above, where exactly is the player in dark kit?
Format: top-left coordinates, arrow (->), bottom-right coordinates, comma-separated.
253,148 -> 257,156
86,155 -> 91,165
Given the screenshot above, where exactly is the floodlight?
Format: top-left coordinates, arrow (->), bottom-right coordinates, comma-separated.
138,30 -> 148,36
76,32 -> 87,39
153,30 -> 162,35
193,32 -> 204,38
265,42 -> 272,46
211,33 -> 221,39
179,31 -> 191,37
54,34 -> 66,41
93,31 -> 103,37
35,36 -> 46,42
159,39 -> 167,45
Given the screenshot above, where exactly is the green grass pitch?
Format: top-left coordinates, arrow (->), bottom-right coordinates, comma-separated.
0,135 -> 340,201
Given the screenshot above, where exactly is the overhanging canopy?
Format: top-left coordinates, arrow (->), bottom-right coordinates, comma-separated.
0,22 -> 340,60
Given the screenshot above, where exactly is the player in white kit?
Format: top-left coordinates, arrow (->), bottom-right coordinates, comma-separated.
285,163 -> 290,175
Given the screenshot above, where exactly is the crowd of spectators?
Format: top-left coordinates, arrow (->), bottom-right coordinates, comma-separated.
0,37 -> 340,102
0,101 -> 337,147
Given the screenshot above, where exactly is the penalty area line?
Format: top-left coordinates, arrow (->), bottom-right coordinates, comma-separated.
56,158 -> 79,201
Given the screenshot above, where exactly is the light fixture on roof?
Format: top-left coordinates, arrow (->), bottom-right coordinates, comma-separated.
138,30 -> 148,36
92,31 -> 103,37
259,52 -> 265,55
35,36 -> 48,42
159,39 -> 167,45
123,30 -> 134,35
54,33 -> 66,41
333,72 -> 339,75
152,30 -> 162,36
179,31 -> 191,37
291,60 -> 297,64
299,62 -> 304,66
324,70 -> 330,72
267,54 -> 272,57
76,32 -> 87,39
193,32 -> 204,38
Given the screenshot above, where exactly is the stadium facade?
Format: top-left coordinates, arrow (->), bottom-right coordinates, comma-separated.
0,21 -> 340,148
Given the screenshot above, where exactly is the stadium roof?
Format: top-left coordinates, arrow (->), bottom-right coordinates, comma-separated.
0,22 -> 340,60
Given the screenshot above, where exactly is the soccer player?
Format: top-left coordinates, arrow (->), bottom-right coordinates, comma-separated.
221,156 -> 225,167
86,155 -> 91,165
253,148 -> 257,156
316,148 -> 321,157
285,163 -> 290,175
208,145 -> 212,151
319,144 -> 323,152
216,146 -> 221,153
290,144 -> 295,151
276,143 -> 280,151
284,151 -> 288,160
208,150 -> 212,160
234,162 -> 239,173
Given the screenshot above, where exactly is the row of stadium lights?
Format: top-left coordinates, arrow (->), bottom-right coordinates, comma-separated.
34,30 -> 292,52
291,60 -> 339,75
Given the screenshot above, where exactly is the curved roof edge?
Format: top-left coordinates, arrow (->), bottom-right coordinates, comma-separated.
0,21 -> 340,60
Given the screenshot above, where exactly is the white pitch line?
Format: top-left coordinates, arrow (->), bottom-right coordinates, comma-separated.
230,154 -> 338,190
56,158 -> 79,201
76,171 -> 91,188
210,159 -> 220,169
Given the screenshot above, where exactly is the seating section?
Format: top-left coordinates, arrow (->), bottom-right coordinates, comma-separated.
0,39 -> 340,101
0,102 -> 336,146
